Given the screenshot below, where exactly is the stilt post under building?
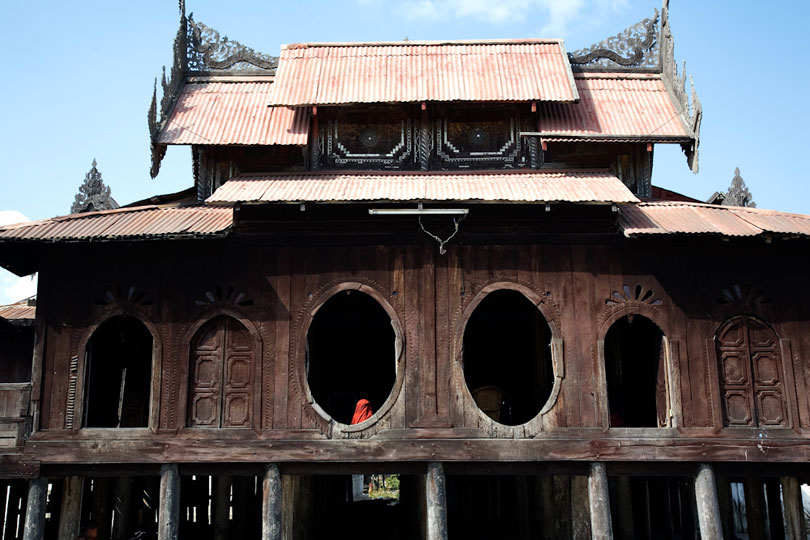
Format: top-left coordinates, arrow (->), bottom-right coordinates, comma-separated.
426,462 -> 448,540
781,476 -> 807,540
695,463 -> 723,540
158,464 -> 180,540
588,462 -> 613,540
262,464 -> 282,540
57,476 -> 84,540
22,477 -> 48,540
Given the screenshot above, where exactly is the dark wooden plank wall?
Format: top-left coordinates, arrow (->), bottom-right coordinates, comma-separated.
30,240 -> 810,448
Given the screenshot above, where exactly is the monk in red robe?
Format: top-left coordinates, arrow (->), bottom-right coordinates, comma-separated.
351,399 -> 373,424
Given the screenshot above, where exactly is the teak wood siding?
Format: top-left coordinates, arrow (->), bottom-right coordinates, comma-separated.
25,238 -> 810,464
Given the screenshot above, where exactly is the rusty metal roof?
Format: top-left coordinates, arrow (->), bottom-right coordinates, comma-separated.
0,301 -> 35,322
620,202 -> 810,237
157,79 -> 309,146
0,205 -> 233,243
270,40 -> 578,106
207,170 -> 638,204
538,73 -> 690,140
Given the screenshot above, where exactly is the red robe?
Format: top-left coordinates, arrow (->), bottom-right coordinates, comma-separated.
351,399 -> 373,424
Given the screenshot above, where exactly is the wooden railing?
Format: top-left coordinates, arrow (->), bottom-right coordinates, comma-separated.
0,383 -> 31,450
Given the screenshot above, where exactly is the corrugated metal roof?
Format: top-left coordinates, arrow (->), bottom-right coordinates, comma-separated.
0,302 -> 35,322
538,73 -> 689,139
207,170 -> 638,204
270,40 -> 578,106
157,80 -> 309,146
0,205 -> 233,242
620,202 -> 810,237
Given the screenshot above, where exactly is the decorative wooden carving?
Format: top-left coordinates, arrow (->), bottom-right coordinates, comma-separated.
194,286 -> 253,307
716,284 -> 771,306
568,9 -> 660,69
95,286 -> 154,307
71,159 -> 119,214
325,119 -> 414,166
605,284 -> 662,307
436,117 -> 523,166
715,317 -> 786,427
188,316 -> 255,428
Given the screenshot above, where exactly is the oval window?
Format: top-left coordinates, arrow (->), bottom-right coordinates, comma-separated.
463,290 -> 553,426
307,290 -> 397,425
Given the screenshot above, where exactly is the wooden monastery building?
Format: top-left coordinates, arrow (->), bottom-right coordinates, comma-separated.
2,2 -> 810,539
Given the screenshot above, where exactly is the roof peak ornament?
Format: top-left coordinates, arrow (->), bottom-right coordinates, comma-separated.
149,9 -> 278,179
568,9 -> 660,70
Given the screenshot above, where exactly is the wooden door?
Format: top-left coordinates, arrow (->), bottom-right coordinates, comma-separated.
716,317 -> 785,427
188,317 -> 254,428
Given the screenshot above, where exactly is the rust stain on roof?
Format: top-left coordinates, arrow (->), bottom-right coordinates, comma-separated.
538,73 -> 689,139
620,202 -> 810,237
157,80 -> 309,146
270,40 -> 578,106
0,301 -> 35,322
208,170 -> 638,204
0,205 -> 233,242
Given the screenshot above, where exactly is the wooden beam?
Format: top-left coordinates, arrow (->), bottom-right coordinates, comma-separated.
588,462 -> 613,540
158,464 -> 180,540
781,476 -> 807,540
426,462 -> 448,540
57,476 -> 84,540
22,477 -> 48,540
694,464 -> 723,540
261,465 -> 282,540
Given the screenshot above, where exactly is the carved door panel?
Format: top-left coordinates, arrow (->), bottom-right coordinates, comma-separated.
716,318 -> 785,427
189,317 -> 254,428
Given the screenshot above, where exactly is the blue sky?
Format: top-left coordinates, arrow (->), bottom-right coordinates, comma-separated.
0,0 -> 809,302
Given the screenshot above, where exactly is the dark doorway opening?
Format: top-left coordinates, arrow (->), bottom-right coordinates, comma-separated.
608,476 -> 697,540
307,290 -> 397,425
604,315 -> 667,428
84,316 -> 152,428
463,290 -> 553,426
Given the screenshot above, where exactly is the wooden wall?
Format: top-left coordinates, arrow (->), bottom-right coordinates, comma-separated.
25,236 -> 810,464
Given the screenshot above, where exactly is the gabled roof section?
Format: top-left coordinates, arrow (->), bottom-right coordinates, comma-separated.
537,73 -> 689,141
0,300 -> 35,325
269,40 -> 579,106
0,204 -> 233,243
157,79 -> 308,146
620,202 -> 810,238
207,170 -> 638,205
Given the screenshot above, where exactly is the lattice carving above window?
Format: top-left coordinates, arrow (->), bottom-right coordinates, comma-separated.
436,117 -> 523,167
95,286 -> 153,307
326,119 -> 415,167
716,284 -> 771,306
195,285 -> 253,307
605,285 -> 662,307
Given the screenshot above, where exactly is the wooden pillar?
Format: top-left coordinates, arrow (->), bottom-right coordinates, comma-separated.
57,476 -> 84,540
694,464 -> 723,540
214,476 -> 231,540
262,465 -> 282,540
22,477 -> 48,540
158,464 -> 180,540
744,478 -> 766,540
588,462 -> 613,540
781,476 -> 807,540
92,477 -> 111,540
571,475 -> 592,540
425,463 -> 447,540
765,479 -> 785,539
613,476 -> 634,540
111,477 -> 132,540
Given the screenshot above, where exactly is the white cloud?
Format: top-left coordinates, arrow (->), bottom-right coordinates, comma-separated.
395,0 -> 628,36
0,210 -> 37,305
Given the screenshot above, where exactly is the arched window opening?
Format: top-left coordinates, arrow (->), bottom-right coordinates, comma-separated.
188,316 -> 255,428
605,315 -> 667,428
463,290 -> 553,426
307,290 -> 396,425
715,316 -> 786,427
84,315 -> 152,428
